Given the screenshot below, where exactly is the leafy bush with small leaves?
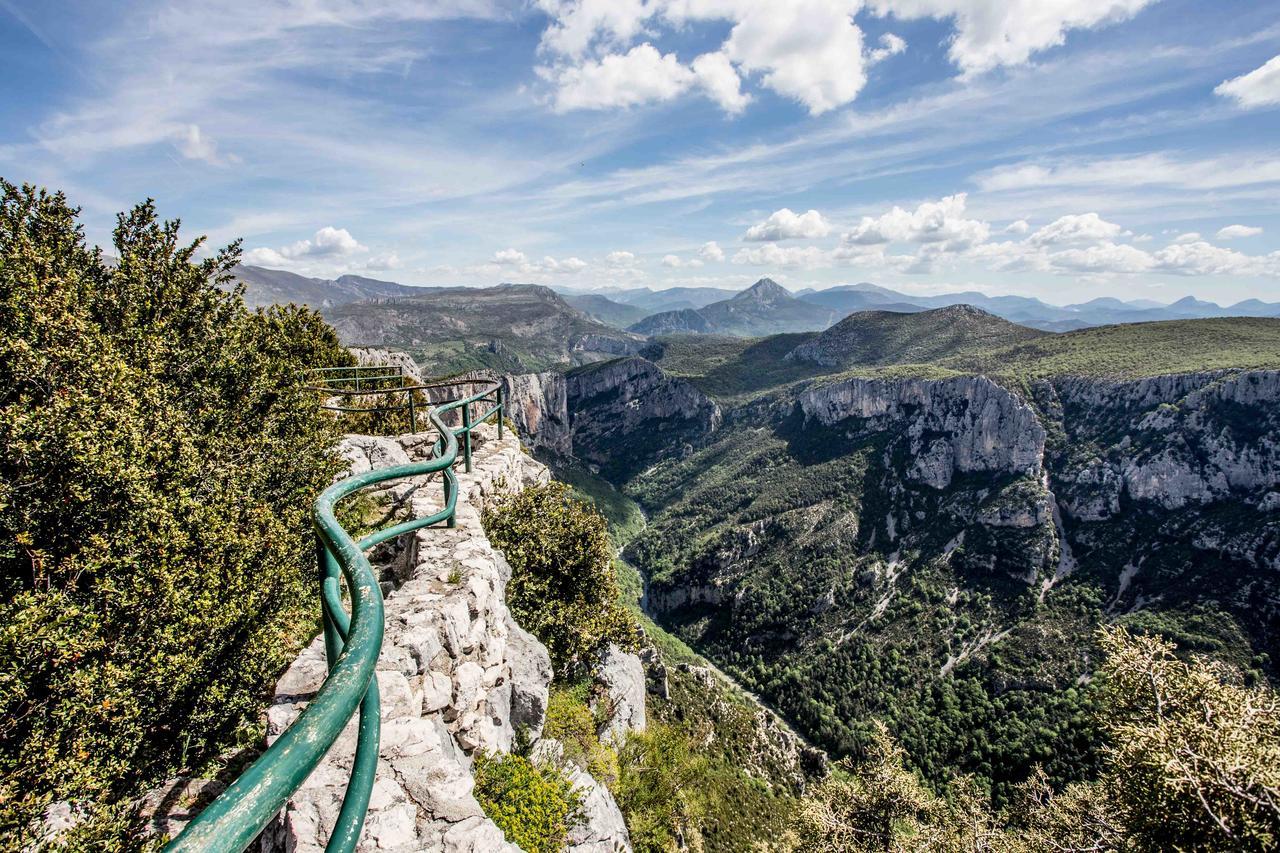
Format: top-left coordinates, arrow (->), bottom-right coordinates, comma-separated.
483,481 -> 640,675
472,752 -> 582,853
0,181 -> 350,845
1097,625 -> 1280,851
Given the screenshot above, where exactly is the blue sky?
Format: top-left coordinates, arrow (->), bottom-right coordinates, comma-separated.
2,0 -> 1279,305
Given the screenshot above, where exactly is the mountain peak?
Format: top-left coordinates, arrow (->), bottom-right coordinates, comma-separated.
734,278 -> 793,304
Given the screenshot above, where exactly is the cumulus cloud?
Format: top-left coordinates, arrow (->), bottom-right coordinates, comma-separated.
1152,241 -> 1258,276
868,0 -> 1158,76
606,250 -> 638,267
538,0 -> 870,115
731,243 -> 830,269
662,254 -> 704,268
365,252 -> 402,271
868,33 -> 907,64
1028,213 -> 1125,245
1004,219 -> 1030,234
548,43 -> 694,111
1047,241 -> 1154,274
243,226 -> 368,267
698,241 -> 726,262
744,208 -> 833,241
488,247 -> 588,275
1215,55 -> 1280,109
842,193 -> 988,250
1217,224 -> 1263,240
691,52 -> 752,114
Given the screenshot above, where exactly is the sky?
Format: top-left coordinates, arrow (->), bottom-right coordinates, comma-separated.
2,0 -> 1279,305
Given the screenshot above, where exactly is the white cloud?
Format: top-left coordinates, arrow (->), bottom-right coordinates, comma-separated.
1216,224 -> 1263,240
661,253 -> 704,268
538,0 -> 872,115
843,193 -> 988,249
698,241 -> 726,262
691,52 -> 752,114
243,226 -> 368,268
486,247 -> 588,276
975,153 -> 1280,193
173,124 -> 235,165
365,252 -> 402,271
1028,212 -> 1125,245
744,208 -> 832,241
869,0 -> 1158,76
606,250 -> 638,267
1215,55 -> 1280,109
1004,219 -> 1030,234
548,43 -> 694,111
719,0 -> 868,115
1152,241 -> 1258,276
493,248 -> 528,266
1047,241 -> 1154,274
868,33 -> 907,64
1173,232 -> 1201,244
732,243 -> 830,269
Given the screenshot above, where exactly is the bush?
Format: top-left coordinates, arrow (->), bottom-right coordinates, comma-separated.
543,682 -> 618,785
0,181 -> 350,844
483,481 -> 639,675
472,752 -> 582,853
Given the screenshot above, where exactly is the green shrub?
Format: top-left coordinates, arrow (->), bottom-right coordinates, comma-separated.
472,752 -> 582,853
483,481 -> 640,675
543,682 -> 618,785
0,181 -> 350,844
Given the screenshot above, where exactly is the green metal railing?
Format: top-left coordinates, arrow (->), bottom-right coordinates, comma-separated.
166,373 -> 505,852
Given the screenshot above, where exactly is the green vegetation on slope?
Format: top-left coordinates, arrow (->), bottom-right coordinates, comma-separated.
323,283 -> 639,375
483,482 -> 641,676
0,181 -> 352,846
791,305 -> 1048,369
948,316 -> 1280,381
788,628 -> 1280,852
473,751 -> 583,853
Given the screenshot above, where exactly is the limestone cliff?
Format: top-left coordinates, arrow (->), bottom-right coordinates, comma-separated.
504,357 -> 721,480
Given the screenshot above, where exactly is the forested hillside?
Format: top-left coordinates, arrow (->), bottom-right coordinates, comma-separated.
521,310 -> 1280,845
0,182 -> 352,846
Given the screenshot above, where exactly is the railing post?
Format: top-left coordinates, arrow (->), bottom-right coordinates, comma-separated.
462,401 -> 473,473
497,386 -> 504,440
317,532 -> 343,670
444,473 -> 456,528
407,388 -> 416,433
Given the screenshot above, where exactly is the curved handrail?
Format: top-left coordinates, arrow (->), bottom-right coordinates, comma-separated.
166,377 -> 505,852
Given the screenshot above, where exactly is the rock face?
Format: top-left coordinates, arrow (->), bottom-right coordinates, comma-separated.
1049,370 -> 1280,515
257,425 -> 630,852
506,357 -> 722,480
349,347 -> 426,384
799,375 -> 1045,488
502,371 -> 571,457
594,645 -> 647,745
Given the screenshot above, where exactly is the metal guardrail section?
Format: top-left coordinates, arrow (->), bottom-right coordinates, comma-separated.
166,368 -> 505,853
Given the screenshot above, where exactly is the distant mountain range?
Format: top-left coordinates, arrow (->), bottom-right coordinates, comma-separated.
565,280 -> 1280,335
631,278 -> 838,336
231,263 -> 1280,345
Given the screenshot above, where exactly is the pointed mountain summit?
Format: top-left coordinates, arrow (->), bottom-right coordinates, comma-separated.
732,277 -> 794,305
698,277 -> 836,335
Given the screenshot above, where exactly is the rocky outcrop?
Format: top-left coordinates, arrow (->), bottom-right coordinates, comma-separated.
799,376 -> 1045,488
349,347 -> 425,384
594,645 -> 646,745
506,357 -> 722,480
258,425 -> 630,852
502,371 -> 571,457
1051,370 -> 1280,517
565,358 -> 722,480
